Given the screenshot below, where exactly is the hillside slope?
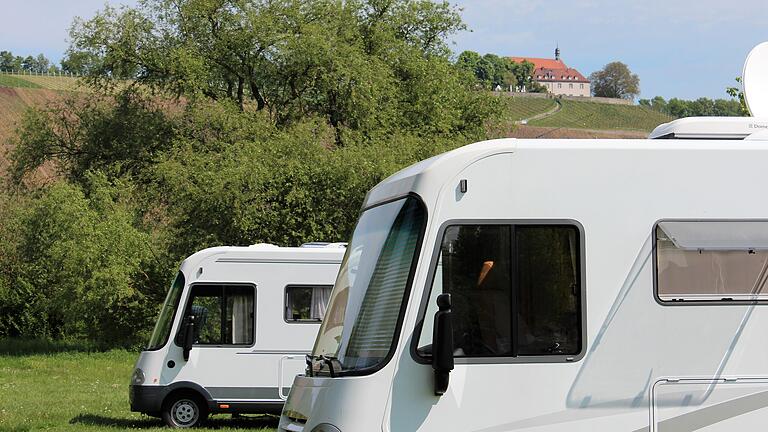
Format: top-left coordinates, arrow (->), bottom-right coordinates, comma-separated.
499,97 -> 558,122
529,99 -> 673,132
0,73 -> 80,90
0,88 -> 65,175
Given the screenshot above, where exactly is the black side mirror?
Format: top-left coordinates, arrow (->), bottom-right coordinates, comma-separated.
432,293 -> 454,396
182,315 -> 195,361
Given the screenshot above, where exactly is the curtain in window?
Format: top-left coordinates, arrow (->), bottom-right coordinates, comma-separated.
231,293 -> 253,344
285,289 -> 295,320
311,286 -> 333,320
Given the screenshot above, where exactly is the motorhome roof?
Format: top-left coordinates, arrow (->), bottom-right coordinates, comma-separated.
363,124 -> 768,208
179,244 -> 346,275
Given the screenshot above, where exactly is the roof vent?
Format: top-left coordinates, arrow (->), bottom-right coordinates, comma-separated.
649,117 -> 768,140
249,243 -> 279,249
300,242 -> 347,249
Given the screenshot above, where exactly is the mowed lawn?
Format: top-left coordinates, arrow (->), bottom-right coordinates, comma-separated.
0,346 -> 278,431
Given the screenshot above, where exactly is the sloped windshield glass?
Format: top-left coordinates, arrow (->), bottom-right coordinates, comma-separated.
147,272 -> 185,350
311,196 -> 425,375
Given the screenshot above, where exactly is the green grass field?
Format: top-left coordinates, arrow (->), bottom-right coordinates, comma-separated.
0,75 -> 43,89
0,341 -> 278,431
529,99 -> 673,132
0,73 -> 81,91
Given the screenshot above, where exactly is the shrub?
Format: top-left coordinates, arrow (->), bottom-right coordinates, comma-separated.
0,174 -> 158,348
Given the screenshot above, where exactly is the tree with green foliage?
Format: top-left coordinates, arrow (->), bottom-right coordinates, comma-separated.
726,77 -> 749,115
0,50 -> 23,71
2,0 -> 507,349
0,50 -> 57,72
455,50 -> 543,92
638,95 -> 743,118
66,0 -> 486,145
589,61 -> 640,100
148,101 -> 471,255
11,89 -> 177,186
638,95 -> 667,112
0,174 -> 158,347
60,50 -> 102,75
18,53 -> 55,73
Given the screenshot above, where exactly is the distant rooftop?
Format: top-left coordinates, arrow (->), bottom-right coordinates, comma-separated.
510,52 -> 590,83
509,57 -> 567,70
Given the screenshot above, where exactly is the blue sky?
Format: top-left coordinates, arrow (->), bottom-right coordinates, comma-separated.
2,0 -> 766,100
451,0 -> 768,99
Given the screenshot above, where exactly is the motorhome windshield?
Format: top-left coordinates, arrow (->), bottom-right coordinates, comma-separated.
311,196 -> 425,375
146,272 -> 185,350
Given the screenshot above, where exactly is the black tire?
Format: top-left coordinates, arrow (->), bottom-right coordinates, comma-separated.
162,392 -> 208,428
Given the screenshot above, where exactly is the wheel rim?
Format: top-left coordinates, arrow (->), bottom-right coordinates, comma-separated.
171,399 -> 199,426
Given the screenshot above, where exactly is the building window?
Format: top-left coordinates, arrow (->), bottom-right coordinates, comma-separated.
181,284 -> 255,345
558,83 -> 562,88
580,84 -> 584,89
569,83 -> 573,89
285,285 -> 334,321
416,224 -> 583,360
655,221 -> 768,303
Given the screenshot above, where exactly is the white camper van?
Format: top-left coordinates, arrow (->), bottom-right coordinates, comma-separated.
128,243 -> 344,427
279,44 -> 768,432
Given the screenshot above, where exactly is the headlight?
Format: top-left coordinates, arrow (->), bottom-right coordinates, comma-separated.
131,368 -> 145,385
311,424 -> 341,432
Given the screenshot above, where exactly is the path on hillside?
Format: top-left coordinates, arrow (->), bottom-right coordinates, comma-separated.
518,99 -> 562,124
509,125 -> 647,139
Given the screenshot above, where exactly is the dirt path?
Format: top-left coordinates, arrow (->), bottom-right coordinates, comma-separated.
519,99 -> 562,123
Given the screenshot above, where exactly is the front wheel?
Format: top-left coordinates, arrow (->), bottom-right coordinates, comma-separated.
162,393 -> 207,428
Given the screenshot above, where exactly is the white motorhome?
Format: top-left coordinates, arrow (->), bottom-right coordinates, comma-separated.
129,243 -> 345,427
279,45 -> 768,432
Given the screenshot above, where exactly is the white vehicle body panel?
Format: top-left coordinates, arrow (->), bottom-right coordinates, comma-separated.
132,245 -> 344,414
281,137 -> 768,432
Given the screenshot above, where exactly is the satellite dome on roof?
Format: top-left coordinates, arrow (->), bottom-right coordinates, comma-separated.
743,42 -> 768,117
649,41 -> 768,140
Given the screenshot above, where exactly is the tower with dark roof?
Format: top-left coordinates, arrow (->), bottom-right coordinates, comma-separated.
555,45 -> 560,61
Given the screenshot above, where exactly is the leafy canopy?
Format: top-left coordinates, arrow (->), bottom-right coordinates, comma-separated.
67,0 -> 487,144
456,50 -> 546,93
589,61 -> 640,100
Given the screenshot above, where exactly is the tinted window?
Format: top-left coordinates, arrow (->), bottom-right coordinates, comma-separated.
417,224 -> 582,358
182,285 -> 254,345
516,226 -> 581,355
285,285 -> 333,321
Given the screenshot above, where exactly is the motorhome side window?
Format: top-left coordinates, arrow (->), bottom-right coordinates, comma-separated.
285,285 -> 333,321
417,224 -> 582,358
655,221 -> 768,302
181,285 -> 255,345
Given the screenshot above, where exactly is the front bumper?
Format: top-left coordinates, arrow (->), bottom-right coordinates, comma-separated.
129,385 -> 164,415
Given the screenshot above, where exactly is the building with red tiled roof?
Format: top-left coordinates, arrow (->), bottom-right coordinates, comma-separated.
511,48 -> 591,97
